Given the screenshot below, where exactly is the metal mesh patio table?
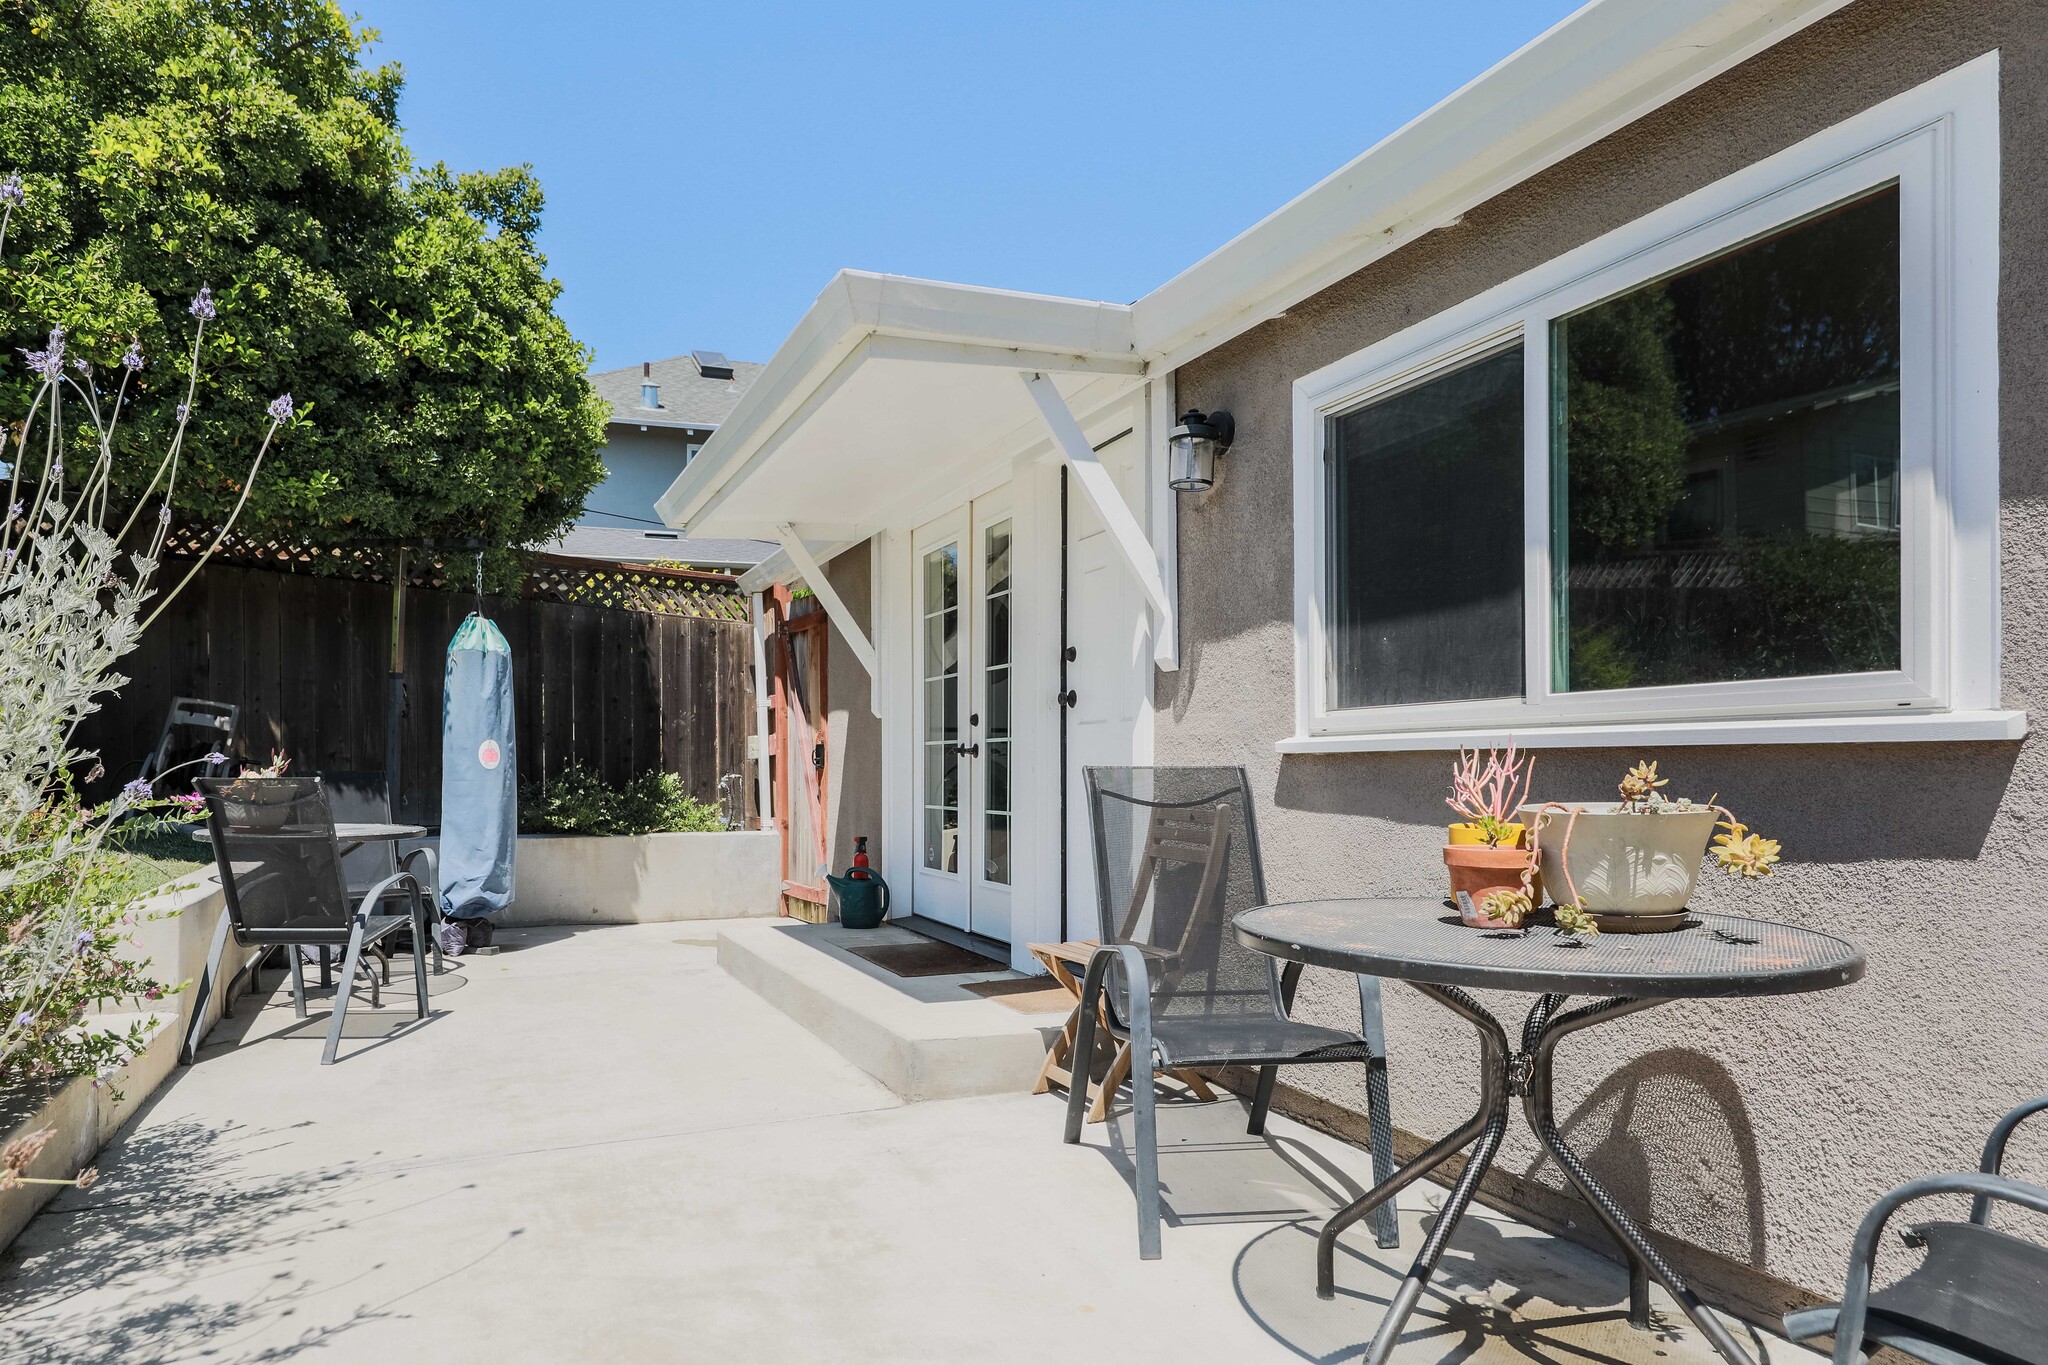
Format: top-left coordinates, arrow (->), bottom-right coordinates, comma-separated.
1234,898 -> 1865,1365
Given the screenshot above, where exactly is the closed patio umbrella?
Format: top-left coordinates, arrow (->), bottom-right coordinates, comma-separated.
440,613 -> 516,932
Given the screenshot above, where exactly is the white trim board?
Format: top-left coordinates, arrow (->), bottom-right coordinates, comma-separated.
1288,55 -> 2010,751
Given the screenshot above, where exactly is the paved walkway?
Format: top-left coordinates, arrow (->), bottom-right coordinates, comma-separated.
0,923 -> 1820,1363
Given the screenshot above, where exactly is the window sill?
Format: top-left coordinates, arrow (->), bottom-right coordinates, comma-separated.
1276,710 -> 2028,754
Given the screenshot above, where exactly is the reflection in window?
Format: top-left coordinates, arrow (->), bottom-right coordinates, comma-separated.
983,521 -> 1011,886
1325,344 -> 1524,709
1552,186 -> 1902,692
921,545 -> 958,872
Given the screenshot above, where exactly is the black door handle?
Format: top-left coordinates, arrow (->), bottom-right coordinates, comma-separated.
951,742 -> 980,758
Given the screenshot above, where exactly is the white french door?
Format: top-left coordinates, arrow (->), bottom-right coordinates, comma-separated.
910,490 -> 1015,942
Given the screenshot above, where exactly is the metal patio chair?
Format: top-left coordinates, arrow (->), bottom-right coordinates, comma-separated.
320,769 -> 445,976
190,776 -> 431,1066
1064,766 -> 1400,1259
1786,1093 -> 2048,1365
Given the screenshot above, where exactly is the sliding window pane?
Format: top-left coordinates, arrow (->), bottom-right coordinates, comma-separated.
1325,344 -> 1524,709
1552,187 -> 1901,691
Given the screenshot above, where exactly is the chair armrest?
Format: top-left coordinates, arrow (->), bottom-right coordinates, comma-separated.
355,870 -> 424,921
397,846 -> 441,909
1078,942 -> 1154,1037
1821,1170 -> 2048,1365
1971,1094 -> 2048,1222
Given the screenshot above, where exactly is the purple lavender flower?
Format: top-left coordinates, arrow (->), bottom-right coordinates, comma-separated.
75,930 -> 92,953
121,779 -> 152,800
188,286 -> 215,321
14,1012 -> 32,1028
205,750 -> 228,764
122,342 -> 144,372
48,462 -> 60,480
0,173 -> 22,208
175,403 -> 190,423
158,503 -> 172,525
8,503 -> 21,520
19,326 -> 65,380
267,393 -> 293,423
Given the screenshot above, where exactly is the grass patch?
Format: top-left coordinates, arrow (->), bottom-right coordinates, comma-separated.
102,824 -> 210,903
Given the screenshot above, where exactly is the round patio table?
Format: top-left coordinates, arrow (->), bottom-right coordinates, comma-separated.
1234,898 -> 1864,1365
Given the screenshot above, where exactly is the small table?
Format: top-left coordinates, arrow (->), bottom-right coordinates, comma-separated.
186,821 -> 428,856
1234,899 -> 1864,1365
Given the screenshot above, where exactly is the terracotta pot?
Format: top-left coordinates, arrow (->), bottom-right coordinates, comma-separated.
1518,802 -> 1719,915
1442,843 -> 1535,924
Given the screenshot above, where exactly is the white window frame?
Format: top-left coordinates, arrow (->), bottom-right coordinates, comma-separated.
1286,54 -> 2015,753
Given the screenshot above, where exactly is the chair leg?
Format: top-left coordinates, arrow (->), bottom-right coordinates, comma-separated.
322,921 -> 369,1065
1358,974 -> 1401,1250
289,950 -> 307,1018
1091,1040 -> 1135,1124
319,946 -> 332,990
1248,1064 -> 1280,1135
1065,954 -> 1112,1144
179,910 -> 233,1065
411,903 -> 430,1019
1132,1044 -> 1161,1260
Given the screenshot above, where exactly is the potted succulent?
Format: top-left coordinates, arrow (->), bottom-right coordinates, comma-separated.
1519,760 -> 1781,930
1442,742 -> 1541,928
223,751 -> 295,827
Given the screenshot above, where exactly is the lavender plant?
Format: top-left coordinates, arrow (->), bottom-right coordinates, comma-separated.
0,173 -> 288,1106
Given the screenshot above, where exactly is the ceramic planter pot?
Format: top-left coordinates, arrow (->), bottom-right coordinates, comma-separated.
1518,803 -> 1719,915
1442,843 -> 1535,926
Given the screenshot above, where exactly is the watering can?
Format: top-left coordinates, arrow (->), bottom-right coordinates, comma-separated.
825,836 -> 890,929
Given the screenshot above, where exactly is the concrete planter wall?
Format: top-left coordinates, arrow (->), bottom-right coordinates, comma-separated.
3,870 -> 258,1251
502,831 -> 782,926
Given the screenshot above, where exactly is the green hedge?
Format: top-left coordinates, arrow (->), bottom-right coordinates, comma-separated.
518,767 -> 724,837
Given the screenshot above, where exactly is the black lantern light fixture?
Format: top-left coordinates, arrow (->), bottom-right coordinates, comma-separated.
1167,408 -> 1234,493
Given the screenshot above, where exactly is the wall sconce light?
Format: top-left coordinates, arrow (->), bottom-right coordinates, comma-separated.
1168,408 -> 1234,493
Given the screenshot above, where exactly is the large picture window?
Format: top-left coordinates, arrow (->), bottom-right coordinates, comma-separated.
1289,60 -> 2008,750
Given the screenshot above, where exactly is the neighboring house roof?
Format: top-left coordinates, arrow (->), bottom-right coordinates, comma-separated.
540,524 -> 774,570
666,0 -> 1857,543
590,353 -> 767,431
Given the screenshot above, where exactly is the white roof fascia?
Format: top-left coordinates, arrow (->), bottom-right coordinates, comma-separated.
656,271 -> 1137,533
1131,0 -> 1857,371
608,415 -> 720,434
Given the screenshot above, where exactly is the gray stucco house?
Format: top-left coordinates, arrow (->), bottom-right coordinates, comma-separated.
655,0 -> 2046,1329
549,351 -> 774,570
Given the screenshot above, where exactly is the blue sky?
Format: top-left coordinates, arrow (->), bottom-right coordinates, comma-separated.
368,2 -> 1587,374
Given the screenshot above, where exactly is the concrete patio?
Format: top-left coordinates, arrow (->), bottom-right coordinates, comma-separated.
0,922 -> 1824,1363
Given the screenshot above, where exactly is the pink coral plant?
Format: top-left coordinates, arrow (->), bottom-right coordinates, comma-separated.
1446,740 -> 1536,847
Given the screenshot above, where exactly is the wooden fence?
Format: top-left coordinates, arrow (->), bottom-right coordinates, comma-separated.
76,559 -> 756,825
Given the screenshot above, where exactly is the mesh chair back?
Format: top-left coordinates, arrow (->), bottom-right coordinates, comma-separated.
1084,767 -> 1278,1027
197,776 -> 354,944
319,770 -> 397,897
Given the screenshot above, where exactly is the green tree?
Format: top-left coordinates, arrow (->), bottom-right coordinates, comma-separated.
1557,287 -> 1688,552
0,0 -> 606,560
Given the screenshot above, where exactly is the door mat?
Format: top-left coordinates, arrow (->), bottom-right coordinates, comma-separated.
962,978 -> 1074,1014
845,941 -> 1004,978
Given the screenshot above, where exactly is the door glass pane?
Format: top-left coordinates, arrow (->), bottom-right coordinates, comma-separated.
982,519 -> 1012,886
1552,186 -> 1901,691
921,544 -> 960,872
1325,344 -> 1524,709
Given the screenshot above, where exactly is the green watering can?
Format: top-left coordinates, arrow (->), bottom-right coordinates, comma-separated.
826,837 -> 890,929
826,869 -> 890,929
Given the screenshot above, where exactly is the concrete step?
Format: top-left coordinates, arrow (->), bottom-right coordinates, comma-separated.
715,920 -> 1061,1102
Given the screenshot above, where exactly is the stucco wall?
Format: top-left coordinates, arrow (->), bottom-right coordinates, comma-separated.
824,541 -> 884,891
1164,0 -> 2048,1316
582,424 -> 695,529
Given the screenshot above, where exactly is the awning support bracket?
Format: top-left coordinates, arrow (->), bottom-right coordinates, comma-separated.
1019,371 -> 1177,671
773,522 -> 882,717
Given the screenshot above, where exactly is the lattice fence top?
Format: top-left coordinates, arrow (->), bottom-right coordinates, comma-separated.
524,555 -> 749,620
156,529 -> 748,621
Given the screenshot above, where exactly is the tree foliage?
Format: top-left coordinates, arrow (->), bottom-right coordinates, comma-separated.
0,0 -> 607,555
